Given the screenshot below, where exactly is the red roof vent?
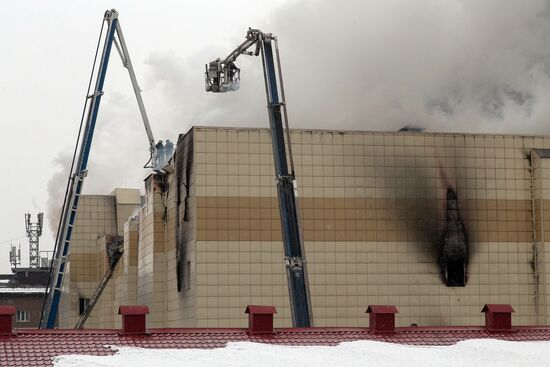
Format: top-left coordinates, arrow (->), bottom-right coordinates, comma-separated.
482,304 -> 514,331
245,305 -> 277,334
118,306 -> 149,334
0,306 -> 16,336
367,305 -> 398,333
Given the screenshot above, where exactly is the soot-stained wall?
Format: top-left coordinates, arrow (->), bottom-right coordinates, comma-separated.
189,127 -> 541,327
65,127 -> 550,328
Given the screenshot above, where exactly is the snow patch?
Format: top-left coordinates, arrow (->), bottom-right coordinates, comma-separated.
0,287 -> 46,294
52,339 -> 550,367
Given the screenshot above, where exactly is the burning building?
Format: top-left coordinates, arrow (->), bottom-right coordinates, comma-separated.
59,127 -> 550,328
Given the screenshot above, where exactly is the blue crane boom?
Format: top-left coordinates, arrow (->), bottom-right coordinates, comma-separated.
205,29 -> 313,327
40,9 -> 156,329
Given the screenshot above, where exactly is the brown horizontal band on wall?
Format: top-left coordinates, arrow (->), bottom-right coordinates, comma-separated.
196,196 -> 533,212
195,197 -> 533,243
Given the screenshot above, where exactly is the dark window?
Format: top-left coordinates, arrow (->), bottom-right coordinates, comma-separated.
184,260 -> 191,290
176,262 -> 182,292
79,298 -> 90,315
445,260 -> 466,287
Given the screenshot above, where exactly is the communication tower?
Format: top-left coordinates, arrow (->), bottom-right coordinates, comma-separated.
25,213 -> 44,268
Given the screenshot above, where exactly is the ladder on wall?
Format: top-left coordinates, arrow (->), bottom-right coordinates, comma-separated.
74,243 -> 123,329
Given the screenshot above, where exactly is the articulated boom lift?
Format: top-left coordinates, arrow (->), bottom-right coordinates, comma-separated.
40,9 -> 156,329
205,29 -> 313,327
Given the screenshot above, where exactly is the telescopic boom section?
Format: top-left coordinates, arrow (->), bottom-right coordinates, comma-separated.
205,30 -> 313,327
111,19 -> 156,161
40,9 -> 156,329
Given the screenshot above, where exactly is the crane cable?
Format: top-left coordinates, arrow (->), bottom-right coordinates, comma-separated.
39,17 -> 108,328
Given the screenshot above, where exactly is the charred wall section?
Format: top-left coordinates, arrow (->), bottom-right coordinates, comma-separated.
175,129 -> 195,293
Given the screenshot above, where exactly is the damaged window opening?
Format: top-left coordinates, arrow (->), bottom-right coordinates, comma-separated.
79,298 -> 90,316
183,182 -> 190,222
176,136 -> 193,293
176,262 -> 182,292
439,188 -> 468,287
446,260 -> 466,286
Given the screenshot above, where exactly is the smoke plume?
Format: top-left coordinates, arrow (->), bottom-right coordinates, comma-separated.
46,0 -> 550,239
144,0 -> 550,134
46,151 -> 72,236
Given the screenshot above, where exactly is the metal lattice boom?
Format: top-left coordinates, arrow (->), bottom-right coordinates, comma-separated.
25,213 -> 43,269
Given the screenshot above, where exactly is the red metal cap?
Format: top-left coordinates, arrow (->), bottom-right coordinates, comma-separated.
367,305 -> 398,333
245,305 -> 277,315
482,304 -> 514,331
118,306 -> 150,315
245,305 -> 277,334
118,306 -> 149,334
0,306 -> 16,336
482,304 -> 515,313
367,305 -> 399,314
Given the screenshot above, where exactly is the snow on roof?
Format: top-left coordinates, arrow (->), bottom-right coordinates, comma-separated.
0,287 -> 45,294
51,339 -> 550,367
3,326 -> 550,366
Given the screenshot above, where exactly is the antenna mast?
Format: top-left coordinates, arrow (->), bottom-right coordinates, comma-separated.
9,244 -> 21,268
25,213 -> 44,268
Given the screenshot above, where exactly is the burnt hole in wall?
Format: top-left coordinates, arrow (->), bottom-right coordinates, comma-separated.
183,182 -> 190,222
176,262 -> 182,292
439,188 -> 469,287
445,260 -> 466,286
105,235 -> 123,269
79,297 -> 90,316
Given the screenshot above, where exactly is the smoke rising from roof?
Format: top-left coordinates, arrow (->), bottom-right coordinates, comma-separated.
150,0 -> 550,134
284,0 -> 550,134
46,151 -> 71,239
46,0 -> 550,235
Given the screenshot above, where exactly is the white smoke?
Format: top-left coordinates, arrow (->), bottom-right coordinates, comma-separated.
142,47 -> 266,128
46,0 -> 550,238
46,151 -> 72,235
273,0 -> 550,134
145,0 -> 550,134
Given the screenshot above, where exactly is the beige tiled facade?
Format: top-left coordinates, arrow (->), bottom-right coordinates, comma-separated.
61,127 -> 550,328
59,190 -> 141,328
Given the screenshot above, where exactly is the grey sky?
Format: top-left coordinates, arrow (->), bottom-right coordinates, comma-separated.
0,0 -> 289,271
2,0 -> 550,271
